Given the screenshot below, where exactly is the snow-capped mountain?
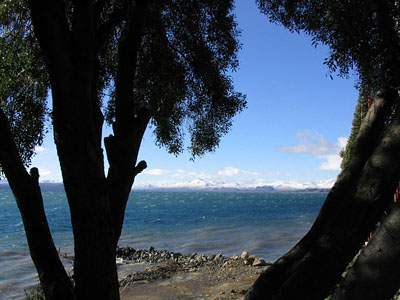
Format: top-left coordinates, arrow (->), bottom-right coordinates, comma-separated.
133,178 -> 334,192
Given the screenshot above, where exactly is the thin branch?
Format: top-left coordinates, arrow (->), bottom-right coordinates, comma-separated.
95,2 -> 128,50
114,0 -> 149,136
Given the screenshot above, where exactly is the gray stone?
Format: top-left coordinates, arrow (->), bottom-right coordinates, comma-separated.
214,251 -> 223,261
252,258 -> 267,267
172,252 -> 182,259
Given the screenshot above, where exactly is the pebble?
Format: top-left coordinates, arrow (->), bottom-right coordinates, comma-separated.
116,247 -> 271,289
252,258 -> 267,267
214,251 -> 223,261
207,254 -> 216,260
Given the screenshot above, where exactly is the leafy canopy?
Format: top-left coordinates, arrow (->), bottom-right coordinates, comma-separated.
0,0 -> 49,166
0,0 -> 246,168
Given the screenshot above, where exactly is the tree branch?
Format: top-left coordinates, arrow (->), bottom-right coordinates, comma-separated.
95,2 -> 128,50
101,1 -> 151,244
28,0 -> 72,81
114,0 -> 149,136
72,1 -> 94,52
0,108 -> 74,300
106,106 -> 151,245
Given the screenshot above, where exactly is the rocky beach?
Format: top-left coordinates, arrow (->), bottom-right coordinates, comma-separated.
116,247 -> 270,300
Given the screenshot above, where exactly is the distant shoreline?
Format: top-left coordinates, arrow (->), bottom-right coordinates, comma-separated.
0,182 -> 330,193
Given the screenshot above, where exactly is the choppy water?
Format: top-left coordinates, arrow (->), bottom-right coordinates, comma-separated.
0,185 -> 326,299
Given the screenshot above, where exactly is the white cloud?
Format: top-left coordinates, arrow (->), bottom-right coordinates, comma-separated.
318,154 -> 343,170
171,169 -> 198,178
218,167 -> 240,176
279,130 -> 340,154
133,178 -> 336,191
38,168 -> 51,176
217,166 -> 261,177
35,146 -> 47,153
336,136 -> 348,149
142,168 -> 170,176
278,130 -> 347,171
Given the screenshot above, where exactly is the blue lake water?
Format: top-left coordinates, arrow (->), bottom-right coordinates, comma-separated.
0,186 -> 327,299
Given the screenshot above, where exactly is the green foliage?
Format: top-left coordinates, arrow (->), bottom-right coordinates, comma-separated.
0,0 -> 49,167
340,91 -> 369,169
1,0 -> 245,164
105,0 -> 246,157
24,284 -> 45,300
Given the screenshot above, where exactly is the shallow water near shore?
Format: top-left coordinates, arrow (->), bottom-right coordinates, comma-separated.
0,186 -> 326,299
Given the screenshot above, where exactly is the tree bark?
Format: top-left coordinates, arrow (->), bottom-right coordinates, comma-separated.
28,1 -> 121,299
28,1 -> 150,299
245,88 -> 400,300
331,103 -> 400,300
106,0 -> 150,246
331,201 -> 400,300
0,109 -> 74,300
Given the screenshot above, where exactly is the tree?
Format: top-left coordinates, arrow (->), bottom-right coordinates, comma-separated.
0,1 -> 245,299
339,91 -> 369,169
245,1 -> 400,299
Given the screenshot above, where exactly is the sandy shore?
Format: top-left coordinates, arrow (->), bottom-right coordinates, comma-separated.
117,247 -> 270,300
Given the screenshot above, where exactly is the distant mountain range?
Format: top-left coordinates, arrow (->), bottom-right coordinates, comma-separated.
0,178 -> 333,193
132,178 -> 333,193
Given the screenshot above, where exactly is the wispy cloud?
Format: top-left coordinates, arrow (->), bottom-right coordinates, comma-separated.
139,166 -> 262,180
217,166 -> 261,177
142,168 -> 170,176
171,169 -> 199,178
133,178 -> 336,190
35,146 -> 47,153
38,168 -> 51,176
278,130 -> 347,171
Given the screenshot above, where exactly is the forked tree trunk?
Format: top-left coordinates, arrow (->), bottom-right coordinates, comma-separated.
245,88 -> 400,300
26,1 -> 149,299
331,201 -> 400,300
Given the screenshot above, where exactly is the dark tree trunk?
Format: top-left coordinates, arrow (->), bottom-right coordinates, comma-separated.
63,181 -> 120,300
331,201 -> 400,299
0,110 -> 74,300
245,88 -> 400,300
27,1 -> 150,299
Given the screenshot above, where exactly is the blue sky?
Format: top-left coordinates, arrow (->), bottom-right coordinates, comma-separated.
31,1 -> 359,188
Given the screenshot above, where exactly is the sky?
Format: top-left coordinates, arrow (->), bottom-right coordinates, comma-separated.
30,1 -> 359,188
